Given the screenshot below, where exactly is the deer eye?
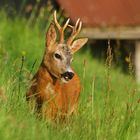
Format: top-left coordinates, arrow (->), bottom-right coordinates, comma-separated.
54,53 -> 62,60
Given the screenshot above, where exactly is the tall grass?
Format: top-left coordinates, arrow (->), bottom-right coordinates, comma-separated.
0,10 -> 140,140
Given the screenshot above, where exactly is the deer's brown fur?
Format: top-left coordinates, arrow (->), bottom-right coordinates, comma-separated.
26,11 -> 88,120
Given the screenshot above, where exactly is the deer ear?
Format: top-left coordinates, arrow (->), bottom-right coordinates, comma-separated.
70,38 -> 88,54
46,24 -> 57,49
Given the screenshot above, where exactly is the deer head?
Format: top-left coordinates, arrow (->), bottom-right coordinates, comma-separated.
43,11 -> 88,83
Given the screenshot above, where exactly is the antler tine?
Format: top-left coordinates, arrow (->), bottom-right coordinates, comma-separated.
67,18 -> 80,30
77,21 -> 82,33
68,18 -> 81,29
67,20 -> 82,46
75,18 -> 80,29
59,18 -> 70,43
68,24 -> 73,29
53,11 -> 70,43
53,11 -> 61,30
63,18 -> 70,30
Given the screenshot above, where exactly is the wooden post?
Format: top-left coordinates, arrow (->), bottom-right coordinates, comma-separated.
135,40 -> 140,83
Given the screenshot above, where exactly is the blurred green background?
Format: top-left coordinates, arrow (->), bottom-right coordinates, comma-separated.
0,1 -> 140,140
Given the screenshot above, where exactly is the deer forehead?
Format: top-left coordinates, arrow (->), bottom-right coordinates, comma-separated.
56,44 -> 72,58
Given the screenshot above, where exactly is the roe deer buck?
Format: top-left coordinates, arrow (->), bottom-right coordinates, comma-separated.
26,11 -> 88,120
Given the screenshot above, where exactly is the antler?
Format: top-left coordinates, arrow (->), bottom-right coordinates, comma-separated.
53,11 -> 70,43
67,19 -> 82,46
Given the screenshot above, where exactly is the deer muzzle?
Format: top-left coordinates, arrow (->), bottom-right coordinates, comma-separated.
61,68 -> 74,82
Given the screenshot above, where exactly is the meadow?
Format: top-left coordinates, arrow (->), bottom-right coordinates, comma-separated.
0,10 -> 140,140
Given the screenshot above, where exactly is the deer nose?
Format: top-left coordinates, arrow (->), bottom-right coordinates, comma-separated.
62,71 -> 74,80
67,72 -> 74,79
65,72 -> 74,80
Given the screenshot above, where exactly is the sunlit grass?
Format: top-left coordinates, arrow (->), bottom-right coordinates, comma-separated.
0,11 -> 140,140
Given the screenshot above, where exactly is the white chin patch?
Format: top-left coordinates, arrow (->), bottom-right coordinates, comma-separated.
61,77 -> 69,83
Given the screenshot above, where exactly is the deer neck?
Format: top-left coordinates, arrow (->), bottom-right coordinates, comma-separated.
39,62 -> 57,85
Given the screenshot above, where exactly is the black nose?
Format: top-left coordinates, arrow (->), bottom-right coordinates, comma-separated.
62,72 -> 74,80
